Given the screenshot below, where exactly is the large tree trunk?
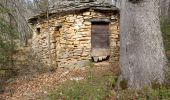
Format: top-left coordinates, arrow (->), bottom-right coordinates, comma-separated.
119,0 -> 167,89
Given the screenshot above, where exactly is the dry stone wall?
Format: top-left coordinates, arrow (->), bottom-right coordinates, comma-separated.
32,9 -> 119,68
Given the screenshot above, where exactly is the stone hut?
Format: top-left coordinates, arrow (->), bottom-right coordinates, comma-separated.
28,1 -> 120,68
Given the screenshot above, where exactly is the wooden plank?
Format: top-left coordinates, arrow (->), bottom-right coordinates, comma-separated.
91,22 -> 109,49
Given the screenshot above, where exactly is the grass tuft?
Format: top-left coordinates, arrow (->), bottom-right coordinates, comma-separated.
45,69 -> 117,100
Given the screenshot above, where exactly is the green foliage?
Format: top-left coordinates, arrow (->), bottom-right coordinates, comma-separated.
118,87 -> 170,100
0,20 -> 16,65
161,18 -> 170,88
45,70 -> 117,100
0,6 -> 17,93
161,19 -> 170,36
17,52 -> 56,76
161,19 -> 170,62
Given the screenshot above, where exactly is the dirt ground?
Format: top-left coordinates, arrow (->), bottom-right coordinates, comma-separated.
0,62 -> 118,100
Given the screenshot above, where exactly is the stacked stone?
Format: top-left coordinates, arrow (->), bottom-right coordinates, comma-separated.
110,15 -> 119,63
31,9 -> 119,68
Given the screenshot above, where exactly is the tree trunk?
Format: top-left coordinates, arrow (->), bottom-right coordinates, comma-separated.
119,0 -> 167,89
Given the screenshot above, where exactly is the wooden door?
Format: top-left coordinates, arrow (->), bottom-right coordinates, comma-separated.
91,22 -> 109,49
91,22 -> 110,62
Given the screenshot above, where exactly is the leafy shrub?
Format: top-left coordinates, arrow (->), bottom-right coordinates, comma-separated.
0,6 -> 18,93
17,51 -> 56,76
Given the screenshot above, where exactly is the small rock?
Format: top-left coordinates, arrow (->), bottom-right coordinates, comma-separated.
93,57 -> 98,62
98,57 -> 103,61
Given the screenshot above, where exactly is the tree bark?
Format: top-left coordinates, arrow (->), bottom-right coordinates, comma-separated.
119,0 -> 167,89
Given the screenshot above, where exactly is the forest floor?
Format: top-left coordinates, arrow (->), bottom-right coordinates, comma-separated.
0,59 -> 118,100
0,68 -> 86,100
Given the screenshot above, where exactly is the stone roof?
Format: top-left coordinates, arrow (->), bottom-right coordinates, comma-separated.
28,1 -> 119,23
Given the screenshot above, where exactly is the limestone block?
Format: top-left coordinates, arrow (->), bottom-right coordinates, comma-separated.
76,33 -> 83,38
51,49 -> 56,54
83,12 -> 90,16
77,15 -> 83,18
77,37 -> 90,41
74,25 -> 80,30
82,51 -> 89,56
74,41 -> 79,45
62,52 -> 70,59
73,49 -> 82,56
51,39 -> 56,43
117,41 -> 120,47
95,13 -> 103,17
114,35 -> 119,39
63,24 -> 71,28
60,40 -> 67,44
75,18 -> 84,23
111,26 -> 118,31
51,43 -> 56,49
90,11 -> 96,16
68,28 -> 75,34
76,60 -> 90,67
110,41 -> 117,47
68,17 -> 75,21
83,25 -> 91,29
77,28 -> 85,32
67,45 -> 74,48
93,57 -> 98,62
68,14 -> 74,17
60,60 -> 86,68
66,17 -> 75,23
65,17 -> 70,21
57,19 -> 63,23
84,16 -> 91,19
75,21 -> 83,26
84,22 -> 91,25
79,41 -> 89,44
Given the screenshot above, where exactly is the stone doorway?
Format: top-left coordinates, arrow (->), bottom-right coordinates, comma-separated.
91,19 -> 110,62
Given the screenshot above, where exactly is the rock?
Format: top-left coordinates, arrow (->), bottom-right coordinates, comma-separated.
70,77 -> 84,81
93,57 -> 98,62
84,21 -> 91,25
77,15 -> 83,18
74,25 -> 80,30
98,57 -> 103,61
83,12 -> 90,16
102,56 -> 107,59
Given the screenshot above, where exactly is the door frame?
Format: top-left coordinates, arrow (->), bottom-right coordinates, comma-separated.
90,18 -> 111,62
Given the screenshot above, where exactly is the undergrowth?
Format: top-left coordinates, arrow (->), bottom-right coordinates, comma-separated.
161,19 -> 170,61
45,68 -> 117,100
118,86 -> 170,100
0,46 -> 57,94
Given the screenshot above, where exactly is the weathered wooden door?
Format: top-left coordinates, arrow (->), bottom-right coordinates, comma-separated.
91,22 -> 110,62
